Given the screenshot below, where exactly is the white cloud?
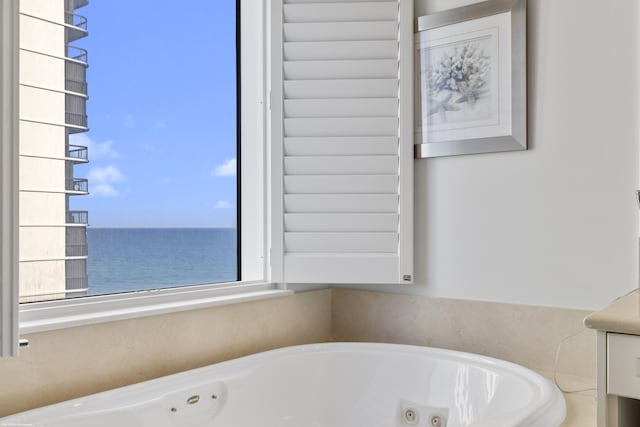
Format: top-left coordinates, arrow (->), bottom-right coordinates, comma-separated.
87,165 -> 126,197
214,200 -> 233,209
212,158 -> 236,177
88,165 -> 126,183
69,133 -> 119,160
91,183 -> 119,197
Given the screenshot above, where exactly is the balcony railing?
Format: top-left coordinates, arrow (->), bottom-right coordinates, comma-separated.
66,178 -> 88,193
67,144 -> 88,161
66,92 -> 88,131
65,112 -> 88,129
66,276 -> 88,291
66,78 -> 88,95
66,210 -> 88,224
66,243 -> 88,257
65,12 -> 88,43
67,46 -> 88,64
65,60 -> 88,95
65,12 -> 87,30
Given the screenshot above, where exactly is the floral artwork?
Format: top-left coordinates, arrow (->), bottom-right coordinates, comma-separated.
423,36 -> 493,127
416,3 -> 526,158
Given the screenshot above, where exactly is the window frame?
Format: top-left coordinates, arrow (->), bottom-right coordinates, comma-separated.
15,0 -> 284,336
0,0 -> 20,356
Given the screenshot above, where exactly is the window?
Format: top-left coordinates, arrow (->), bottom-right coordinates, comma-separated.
1,0 -> 413,351
0,0 -> 278,340
18,0 -> 240,303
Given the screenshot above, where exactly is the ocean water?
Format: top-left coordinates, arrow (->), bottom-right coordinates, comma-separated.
86,228 -> 237,296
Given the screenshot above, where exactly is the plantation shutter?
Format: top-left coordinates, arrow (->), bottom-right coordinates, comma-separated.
271,0 -> 413,284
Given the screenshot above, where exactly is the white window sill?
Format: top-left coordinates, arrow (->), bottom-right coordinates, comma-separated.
19,282 -> 291,334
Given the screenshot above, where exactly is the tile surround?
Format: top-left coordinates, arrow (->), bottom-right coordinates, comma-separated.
331,289 -> 597,427
562,392 -> 597,427
0,290 -> 332,417
332,289 -> 596,380
0,288 -> 596,424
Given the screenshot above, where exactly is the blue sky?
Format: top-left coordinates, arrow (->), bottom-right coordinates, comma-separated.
70,1 -> 237,228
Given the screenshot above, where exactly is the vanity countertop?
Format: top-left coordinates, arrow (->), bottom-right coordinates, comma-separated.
584,289 -> 640,333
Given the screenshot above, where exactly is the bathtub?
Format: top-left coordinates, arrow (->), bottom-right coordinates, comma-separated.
0,343 -> 565,427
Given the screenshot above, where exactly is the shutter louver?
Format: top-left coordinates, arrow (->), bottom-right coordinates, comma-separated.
272,0 -> 413,284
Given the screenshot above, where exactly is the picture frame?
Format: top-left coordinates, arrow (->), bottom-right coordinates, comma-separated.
415,0 -> 526,158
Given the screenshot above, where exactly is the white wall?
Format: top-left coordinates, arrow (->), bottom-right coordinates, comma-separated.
20,0 -> 63,23
20,50 -> 65,92
19,13 -> 65,57
338,0 -> 640,310
20,121 -> 66,158
18,2 -> 70,300
20,261 -> 66,298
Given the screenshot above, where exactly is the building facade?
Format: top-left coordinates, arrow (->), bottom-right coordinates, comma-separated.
19,0 -> 89,302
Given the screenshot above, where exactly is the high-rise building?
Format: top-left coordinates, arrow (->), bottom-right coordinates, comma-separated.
19,0 -> 89,302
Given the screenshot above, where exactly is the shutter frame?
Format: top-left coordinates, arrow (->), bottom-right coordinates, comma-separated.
271,0 -> 413,285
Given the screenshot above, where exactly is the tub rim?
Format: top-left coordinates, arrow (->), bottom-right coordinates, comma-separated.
0,342 -> 567,426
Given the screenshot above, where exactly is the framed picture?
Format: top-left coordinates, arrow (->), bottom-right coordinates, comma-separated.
415,0 -> 526,158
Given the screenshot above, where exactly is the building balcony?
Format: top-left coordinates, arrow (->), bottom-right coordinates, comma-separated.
66,178 -> 88,194
64,49 -> 88,132
64,12 -> 88,42
66,144 -> 88,162
66,243 -> 88,257
65,112 -> 88,133
66,276 -> 88,291
65,257 -> 88,291
66,78 -> 88,95
65,92 -> 88,133
66,210 -> 88,225
66,226 -> 87,257
65,60 -> 88,95
66,46 -> 88,65
70,0 -> 89,11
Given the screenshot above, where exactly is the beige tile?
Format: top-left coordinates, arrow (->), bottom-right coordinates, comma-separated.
561,392 -> 597,427
0,289 -> 332,417
332,289 -> 596,380
537,373 -> 596,427
0,287 -> 598,427
333,289 -> 597,426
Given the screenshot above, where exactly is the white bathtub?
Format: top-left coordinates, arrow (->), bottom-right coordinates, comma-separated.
0,343 -> 565,427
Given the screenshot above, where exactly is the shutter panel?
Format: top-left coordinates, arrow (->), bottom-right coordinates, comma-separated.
271,0 -> 413,284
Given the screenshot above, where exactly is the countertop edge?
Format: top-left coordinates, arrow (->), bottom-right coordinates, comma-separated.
583,289 -> 640,334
